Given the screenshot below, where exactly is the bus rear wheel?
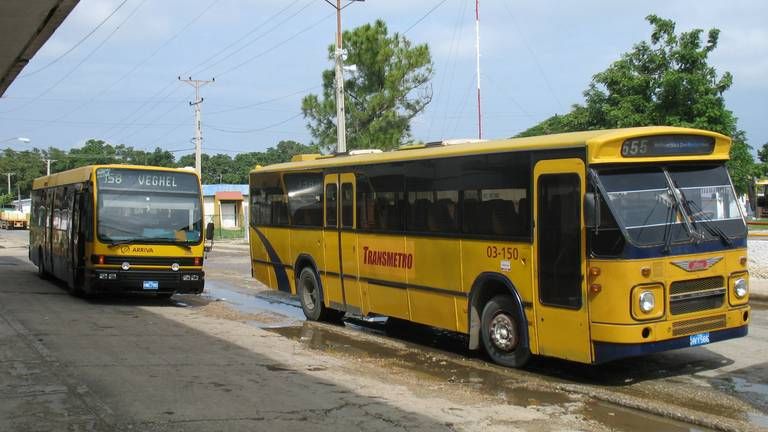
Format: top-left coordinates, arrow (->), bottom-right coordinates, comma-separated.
481,295 -> 531,368
297,267 -> 342,322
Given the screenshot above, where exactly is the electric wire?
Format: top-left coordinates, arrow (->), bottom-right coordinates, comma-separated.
207,113 -> 303,134
190,0 -> 310,76
18,0 -> 131,78
403,0 -> 450,34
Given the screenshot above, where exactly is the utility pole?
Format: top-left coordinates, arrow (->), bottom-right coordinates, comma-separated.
325,0 -> 363,154
475,0 -> 482,140
2,173 -> 14,195
42,158 -> 57,176
179,76 -> 214,176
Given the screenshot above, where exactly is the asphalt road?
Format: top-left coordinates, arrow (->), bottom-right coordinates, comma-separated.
1,229 -> 766,431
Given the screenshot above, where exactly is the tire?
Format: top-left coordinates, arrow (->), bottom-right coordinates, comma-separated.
480,295 -> 531,368
297,267 -> 332,321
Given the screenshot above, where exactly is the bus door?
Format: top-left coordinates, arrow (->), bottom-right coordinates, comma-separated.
322,174 -> 363,314
533,159 -> 592,363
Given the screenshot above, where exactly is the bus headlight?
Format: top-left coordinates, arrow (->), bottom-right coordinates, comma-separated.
121,262 -> 130,271
171,263 -> 180,272
734,278 -> 748,299
639,291 -> 655,313
729,272 -> 749,306
631,284 -> 664,320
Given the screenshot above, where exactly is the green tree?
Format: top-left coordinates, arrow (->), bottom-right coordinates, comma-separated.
0,149 -> 46,197
517,15 -> 754,193
302,20 -> 433,152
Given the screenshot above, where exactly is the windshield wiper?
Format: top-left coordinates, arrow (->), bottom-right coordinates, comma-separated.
663,170 -> 703,243
107,239 -> 142,247
683,198 -> 733,246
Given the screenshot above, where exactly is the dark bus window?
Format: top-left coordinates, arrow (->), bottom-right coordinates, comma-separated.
325,183 -> 338,227
284,173 -> 323,227
341,183 -> 354,228
357,167 -> 405,231
538,173 -> 582,308
250,173 -> 288,226
404,159 -> 460,233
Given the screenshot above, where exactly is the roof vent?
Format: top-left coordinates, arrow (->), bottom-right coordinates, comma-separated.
291,154 -> 322,162
425,138 -> 487,147
348,149 -> 383,155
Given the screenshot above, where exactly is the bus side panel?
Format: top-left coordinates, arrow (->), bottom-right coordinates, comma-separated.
290,228 -> 323,296
405,236 -> 461,332
460,240 -> 539,353
250,226 -> 274,289
358,233 -> 409,319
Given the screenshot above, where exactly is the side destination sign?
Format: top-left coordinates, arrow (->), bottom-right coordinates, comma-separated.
96,168 -> 199,193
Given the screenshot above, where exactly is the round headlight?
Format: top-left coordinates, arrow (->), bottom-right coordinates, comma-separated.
121,262 -> 130,271
734,278 -> 748,299
639,291 -> 655,313
171,263 -> 180,272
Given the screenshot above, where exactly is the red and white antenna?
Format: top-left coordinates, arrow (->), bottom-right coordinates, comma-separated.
475,0 -> 482,139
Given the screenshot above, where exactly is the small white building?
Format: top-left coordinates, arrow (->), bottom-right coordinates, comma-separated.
201,184 -> 249,230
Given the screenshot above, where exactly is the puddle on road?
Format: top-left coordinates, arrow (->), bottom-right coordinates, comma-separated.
583,401 -> 712,432
270,323 -> 717,431
202,280 -> 304,326
200,282 -> 739,431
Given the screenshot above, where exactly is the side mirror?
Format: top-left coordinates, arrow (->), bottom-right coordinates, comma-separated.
584,192 -> 598,229
205,222 -> 215,241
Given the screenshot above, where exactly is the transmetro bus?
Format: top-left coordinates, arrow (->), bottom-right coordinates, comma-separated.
248,126 -> 750,366
30,165 -> 211,298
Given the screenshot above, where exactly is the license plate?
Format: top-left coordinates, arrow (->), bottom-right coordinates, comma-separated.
143,281 -> 159,290
689,332 -> 710,346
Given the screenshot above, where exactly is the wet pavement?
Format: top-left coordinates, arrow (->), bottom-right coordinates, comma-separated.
194,243 -> 768,431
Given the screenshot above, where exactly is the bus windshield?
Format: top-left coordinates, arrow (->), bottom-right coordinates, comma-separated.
595,164 -> 746,247
96,168 -> 202,245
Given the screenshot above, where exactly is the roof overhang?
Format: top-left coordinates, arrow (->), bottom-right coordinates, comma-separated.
0,0 -> 80,96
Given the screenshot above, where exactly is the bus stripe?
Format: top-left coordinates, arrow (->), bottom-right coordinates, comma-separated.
252,227 -> 291,293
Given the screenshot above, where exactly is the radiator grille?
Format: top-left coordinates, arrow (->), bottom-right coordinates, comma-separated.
670,276 -> 724,295
670,277 -> 725,315
672,314 -> 726,336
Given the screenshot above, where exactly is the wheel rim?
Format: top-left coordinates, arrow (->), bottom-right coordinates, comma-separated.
489,312 -> 518,352
301,275 -> 317,311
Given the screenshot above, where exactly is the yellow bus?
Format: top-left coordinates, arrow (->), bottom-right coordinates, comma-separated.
30,165 -> 212,298
248,126 -> 750,366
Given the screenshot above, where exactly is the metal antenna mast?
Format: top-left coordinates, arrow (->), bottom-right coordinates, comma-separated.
475,0 -> 482,139
179,76 -> 214,176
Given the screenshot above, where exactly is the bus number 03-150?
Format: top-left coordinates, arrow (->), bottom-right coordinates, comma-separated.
486,246 -> 518,260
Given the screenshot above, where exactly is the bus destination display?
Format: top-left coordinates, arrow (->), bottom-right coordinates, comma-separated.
96,168 -> 199,193
621,135 -> 715,157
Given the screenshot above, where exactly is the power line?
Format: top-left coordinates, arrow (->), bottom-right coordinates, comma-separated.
18,0 -> 131,78
501,2 -> 564,111
215,12 -> 334,78
207,85 -> 320,115
207,113 -> 303,134
188,0 -> 307,76
54,0 -> 222,125
0,0 -> 150,115
403,0 -> 450,34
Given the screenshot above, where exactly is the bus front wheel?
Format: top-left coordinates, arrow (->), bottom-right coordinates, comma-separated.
481,295 -> 531,368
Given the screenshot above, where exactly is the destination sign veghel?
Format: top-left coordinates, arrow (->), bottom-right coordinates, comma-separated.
96,168 -> 199,192
621,135 -> 715,157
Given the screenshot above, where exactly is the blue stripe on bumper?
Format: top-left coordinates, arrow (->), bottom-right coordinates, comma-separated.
593,325 -> 748,364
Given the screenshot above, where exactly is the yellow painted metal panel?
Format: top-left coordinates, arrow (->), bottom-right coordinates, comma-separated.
358,233 -> 409,318
590,307 -> 748,344
533,158 -> 592,363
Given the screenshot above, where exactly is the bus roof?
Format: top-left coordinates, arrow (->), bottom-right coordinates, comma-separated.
32,164 -> 199,190
251,126 -> 730,174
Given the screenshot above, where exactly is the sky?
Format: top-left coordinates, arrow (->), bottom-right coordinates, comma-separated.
0,0 -> 766,160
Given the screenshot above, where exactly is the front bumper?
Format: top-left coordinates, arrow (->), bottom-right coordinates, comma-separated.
90,269 -> 205,294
